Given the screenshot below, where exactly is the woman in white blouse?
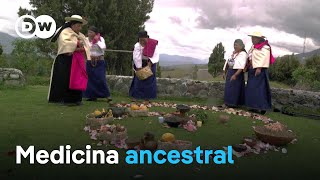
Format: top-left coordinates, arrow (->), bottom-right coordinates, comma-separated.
244,31 -> 274,114
83,26 -> 112,102
223,39 -> 248,107
129,31 -> 159,104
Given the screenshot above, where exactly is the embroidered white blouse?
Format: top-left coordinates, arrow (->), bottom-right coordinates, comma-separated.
133,42 -> 159,68
87,36 -> 106,57
223,51 -> 248,71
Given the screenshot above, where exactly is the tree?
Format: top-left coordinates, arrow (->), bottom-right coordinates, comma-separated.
156,63 -> 161,78
10,39 -> 52,76
269,53 -> 300,85
208,42 -> 225,78
18,0 -> 154,75
305,55 -> 320,78
292,55 -> 320,91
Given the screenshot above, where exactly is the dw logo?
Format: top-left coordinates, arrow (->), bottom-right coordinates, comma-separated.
15,15 -> 56,39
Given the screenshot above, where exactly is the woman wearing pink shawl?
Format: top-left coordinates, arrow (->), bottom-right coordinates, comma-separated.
48,15 -> 90,106
245,31 -> 275,114
129,31 -> 159,104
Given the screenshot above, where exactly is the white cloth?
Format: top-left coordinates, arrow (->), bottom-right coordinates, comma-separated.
87,37 -> 106,57
133,42 -> 159,68
223,51 -> 248,71
249,45 -> 270,68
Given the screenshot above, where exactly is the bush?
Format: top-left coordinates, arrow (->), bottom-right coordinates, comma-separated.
26,76 -> 50,86
269,54 -> 300,85
292,67 -> 320,91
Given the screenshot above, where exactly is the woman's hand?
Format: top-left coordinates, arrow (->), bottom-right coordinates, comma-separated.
148,61 -> 152,67
223,71 -> 226,80
230,75 -> 237,81
255,68 -> 261,76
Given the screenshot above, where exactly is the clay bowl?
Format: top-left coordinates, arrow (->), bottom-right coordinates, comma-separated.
109,107 -> 127,118
164,116 -> 183,128
177,104 -> 191,114
254,126 -> 296,146
232,144 -> 247,152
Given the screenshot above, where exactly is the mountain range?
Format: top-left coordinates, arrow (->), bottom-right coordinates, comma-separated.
295,48 -> 320,63
159,54 -> 207,66
0,32 -> 15,54
1,31 -> 319,64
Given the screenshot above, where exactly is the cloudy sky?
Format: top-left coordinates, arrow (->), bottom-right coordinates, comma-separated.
1,0 -> 319,61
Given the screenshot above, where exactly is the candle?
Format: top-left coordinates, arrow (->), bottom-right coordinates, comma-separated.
197,121 -> 202,127
158,117 -> 164,123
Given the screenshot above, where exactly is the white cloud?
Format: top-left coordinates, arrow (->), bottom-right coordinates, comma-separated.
0,0 -> 31,36
1,0 -> 318,61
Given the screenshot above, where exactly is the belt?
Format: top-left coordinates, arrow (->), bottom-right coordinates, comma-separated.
91,56 -> 104,61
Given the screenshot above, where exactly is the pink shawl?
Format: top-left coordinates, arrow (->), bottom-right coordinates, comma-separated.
143,38 -> 158,57
254,40 -> 276,64
69,51 -> 88,91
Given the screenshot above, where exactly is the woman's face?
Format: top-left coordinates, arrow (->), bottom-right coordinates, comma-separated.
251,36 -> 261,45
71,23 -> 83,34
234,42 -> 243,52
88,30 -> 96,39
139,37 -> 147,46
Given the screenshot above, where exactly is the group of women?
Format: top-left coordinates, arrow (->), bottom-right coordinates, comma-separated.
48,15 -> 158,106
223,31 -> 275,114
47,15 -> 273,114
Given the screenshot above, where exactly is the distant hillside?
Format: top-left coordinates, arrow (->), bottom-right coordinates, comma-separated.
0,32 -> 16,54
295,48 -> 320,63
159,54 -> 207,66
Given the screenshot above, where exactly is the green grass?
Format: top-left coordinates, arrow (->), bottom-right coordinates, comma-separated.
0,86 -> 319,180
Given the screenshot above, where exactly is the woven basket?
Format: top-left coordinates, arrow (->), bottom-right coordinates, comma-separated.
254,126 -> 296,146
97,129 -> 127,142
86,114 -> 114,130
128,109 -> 149,117
157,140 -> 192,152
135,66 -> 153,80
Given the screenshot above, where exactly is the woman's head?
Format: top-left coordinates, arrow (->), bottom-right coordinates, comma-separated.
251,36 -> 265,45
69,21 -> 83,34
248,31 -> 266,45
138,31 -> 149,46
88,26 -> 99,38
234,39 -> 245,52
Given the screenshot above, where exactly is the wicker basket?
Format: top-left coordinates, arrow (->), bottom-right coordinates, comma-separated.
135,66 -> 153,80
97,129 -> 127,142
86,114 -> 114,130
157,140 -> 192,152
253,126 -> 296,146
128,109 -> 149,117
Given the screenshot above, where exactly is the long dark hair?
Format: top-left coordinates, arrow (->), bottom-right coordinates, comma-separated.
234,39 -> 247,53
50,21 -> 83,42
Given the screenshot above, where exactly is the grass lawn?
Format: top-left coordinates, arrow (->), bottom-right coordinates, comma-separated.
0,86 -> 319,180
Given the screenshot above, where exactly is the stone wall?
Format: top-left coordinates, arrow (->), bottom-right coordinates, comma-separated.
0,68 -> 26,87
106,75 -> 320,109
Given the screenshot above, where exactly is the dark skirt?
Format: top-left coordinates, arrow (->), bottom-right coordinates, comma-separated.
83,60 -> 111,99
224,69 -> 245,107
129,62 -> 157,100
48,54 -> 82,103
245,68 -> 272,111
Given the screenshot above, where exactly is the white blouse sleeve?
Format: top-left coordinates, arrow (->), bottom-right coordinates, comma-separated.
96,37 -> 106,50
233,51 -> 248,69
133,43 -> 142,68
149,47 -> 159,64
